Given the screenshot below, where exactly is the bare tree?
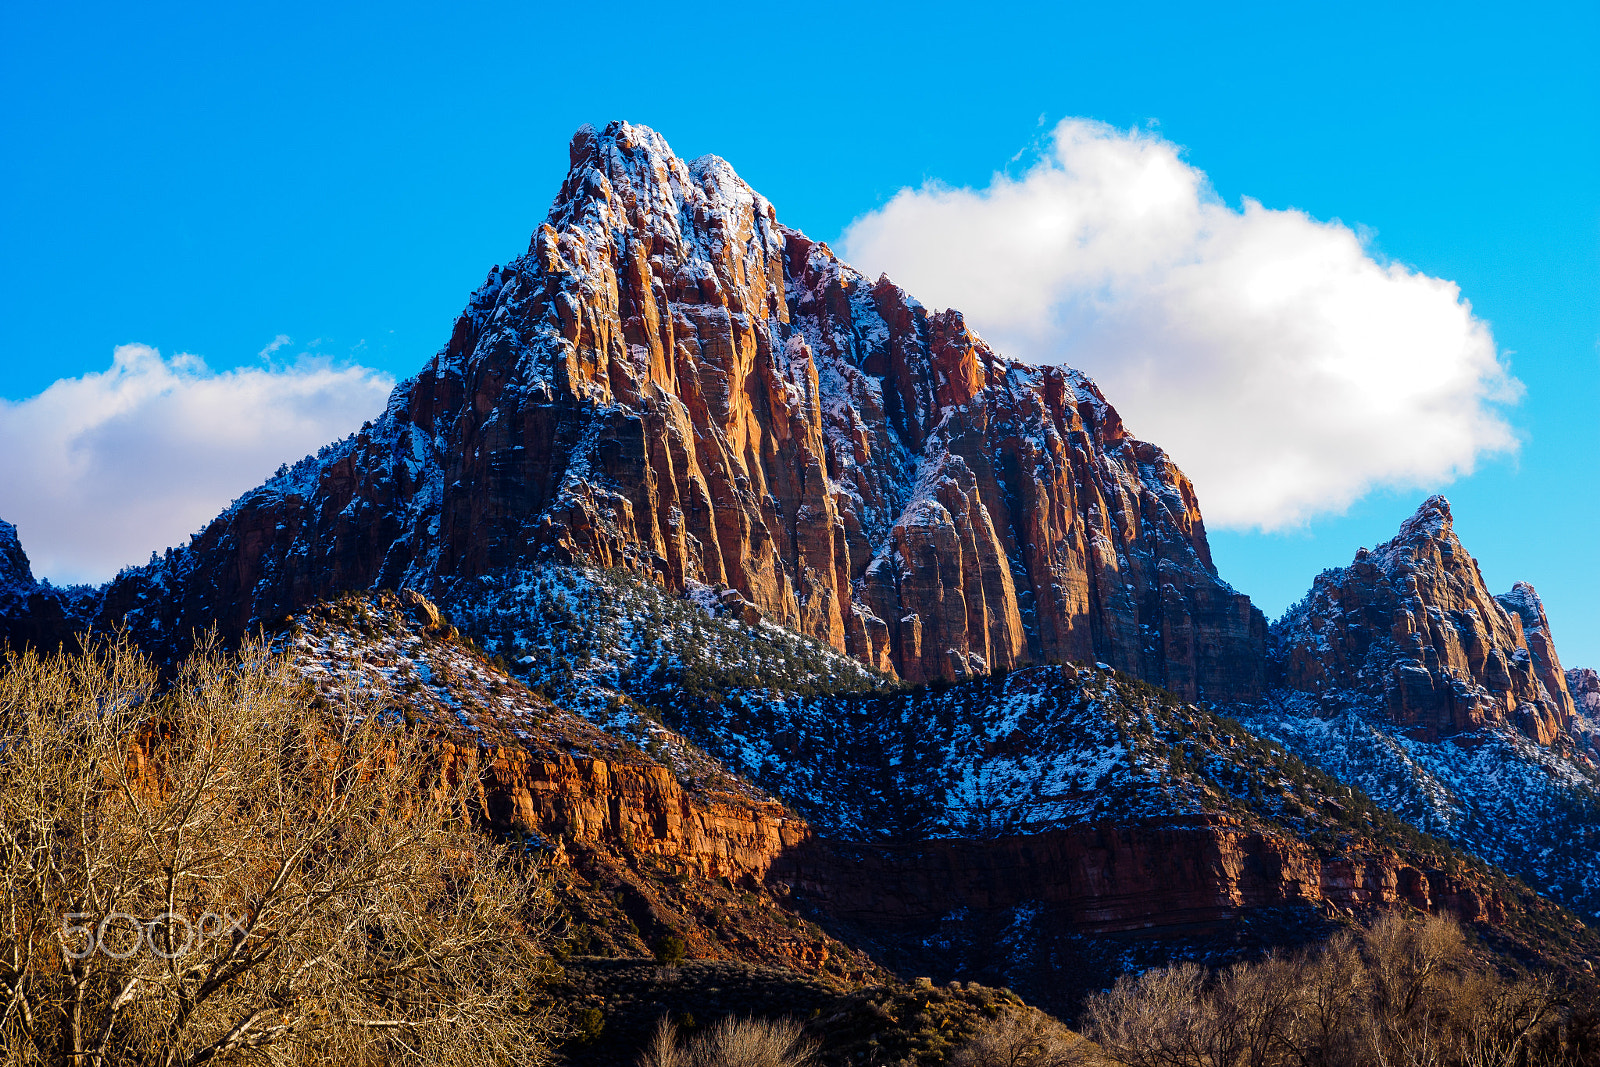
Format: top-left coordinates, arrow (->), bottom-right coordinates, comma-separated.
0,635 -> 557,1066
1279,932 -> 1366,1067
1457,973 -> 1564,1067
1211,955 -> 1306,1067
1082,962 -> 1211,1067
1358,912 -> 1473,1067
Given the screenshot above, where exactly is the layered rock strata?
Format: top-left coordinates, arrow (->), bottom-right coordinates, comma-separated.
458,747 -> 1506,934
290,591 -> 1510,980
0,121 -> 1265,698
786,817 -> 1502,935
447,726 -> 1504,938
1273,496 -> 1574,742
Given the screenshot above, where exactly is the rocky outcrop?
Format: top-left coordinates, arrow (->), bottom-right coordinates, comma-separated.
1,121 -> 1265,699
0,519 -> 31,595
463,743 -> 809,883
1494,582 -> 1575,726
1571,668 -> 1600,719
1273,496 -> 1573,743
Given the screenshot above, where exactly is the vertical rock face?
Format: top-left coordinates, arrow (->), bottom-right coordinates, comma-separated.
0,520 -> 31,601
1273,496 -> 1573,743
1494,582 -> 1575,726
0,121 -> 1265,699
1570,668 -> 1600,720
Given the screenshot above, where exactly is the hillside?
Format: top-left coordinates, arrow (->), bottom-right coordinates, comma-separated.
1249,496 -> 1600,918
274,580 -> 1600,1017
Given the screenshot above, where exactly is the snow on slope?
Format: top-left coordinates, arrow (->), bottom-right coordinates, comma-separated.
279,588 -> 770,806
1236,690 -> 1600,917
430,564 -> 1454,858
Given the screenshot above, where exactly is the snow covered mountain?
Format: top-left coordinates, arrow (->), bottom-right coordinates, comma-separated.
0,120 -> 1263,700
3,121 -> 1597,979
1242,496 -> 1600,916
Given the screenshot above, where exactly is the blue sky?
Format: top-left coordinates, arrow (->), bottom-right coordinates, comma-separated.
2,1 -> 1597,665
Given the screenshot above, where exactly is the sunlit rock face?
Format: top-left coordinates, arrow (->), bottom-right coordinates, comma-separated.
1273,495 -> 1574,743
0,121 -> 1264,699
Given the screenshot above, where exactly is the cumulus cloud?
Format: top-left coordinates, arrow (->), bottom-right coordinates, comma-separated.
841,119 -> 1521,530
0,344 -> 394,584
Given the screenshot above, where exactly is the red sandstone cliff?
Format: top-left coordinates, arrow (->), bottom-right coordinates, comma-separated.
447,698 -> 1507,940
1273,496 -> 1574,743
286,591 -> 1516,983
1,121 -> 1264,700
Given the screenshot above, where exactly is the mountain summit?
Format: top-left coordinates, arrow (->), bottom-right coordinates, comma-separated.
1272,494 -> 1574,743
1,121 -> 1264,698
1247,496 -> 1600,914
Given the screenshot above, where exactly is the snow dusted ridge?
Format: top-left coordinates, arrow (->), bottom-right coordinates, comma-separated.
279,587 -> 773,807
438,561 -> 887,724
676,664 -> 1322,842
429,562 -> 1462,865
1237,693 -> 1600,916
1248,495 -> 1600,917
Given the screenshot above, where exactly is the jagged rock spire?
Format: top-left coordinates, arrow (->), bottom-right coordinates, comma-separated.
1275,495 -> 1574,743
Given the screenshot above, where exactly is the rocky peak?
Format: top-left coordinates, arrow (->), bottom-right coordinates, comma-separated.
0,519 -> 33,595
0,121 -> 1267,699
1274,496 -> 1574,743
1493,581 -> 1574,722
1569,668 -> 1600,720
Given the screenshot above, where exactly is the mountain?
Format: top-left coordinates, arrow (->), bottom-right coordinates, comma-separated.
4,120 -> 1598,1026
1270,496 -> 1573,744
280,581 -> 1596,1017
0,120 -> 1264,700
1241,496 -> 1600,915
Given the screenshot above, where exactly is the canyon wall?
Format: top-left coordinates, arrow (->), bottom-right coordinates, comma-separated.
448,738 -> 1502,938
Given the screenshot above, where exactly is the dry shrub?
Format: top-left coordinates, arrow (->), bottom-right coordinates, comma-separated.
0,635 -> 556,1066
638,1015 -> 816,1067
1082,912 -> 1572,1067
950,1006 -> 1090,1067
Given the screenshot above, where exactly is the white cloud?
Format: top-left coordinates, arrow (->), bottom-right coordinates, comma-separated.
841,119 -> 1521,530
0,344 -> 394,584
258,333 -> 291,358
